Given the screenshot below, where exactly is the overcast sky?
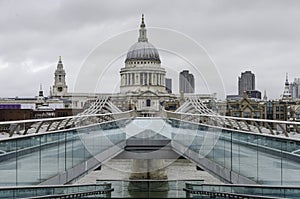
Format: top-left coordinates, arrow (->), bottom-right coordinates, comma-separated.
0,0 -> 299,100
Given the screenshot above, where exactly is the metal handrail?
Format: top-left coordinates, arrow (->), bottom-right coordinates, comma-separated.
23,189 -> 114,199
0,183 -> 113,199
0,110 -> 134,126
166,110 -> 300,126
0,110 -> 136,138
183,188 -> 284,199
164,109 -> 300,138
184,183 -> 300,199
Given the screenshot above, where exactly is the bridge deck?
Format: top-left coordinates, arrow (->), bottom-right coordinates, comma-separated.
0,117 -> 299,187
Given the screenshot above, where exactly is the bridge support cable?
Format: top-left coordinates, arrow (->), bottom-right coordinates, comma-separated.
174,96 -> 227,129
0,107 -> 135,138
171,96 -> 300,138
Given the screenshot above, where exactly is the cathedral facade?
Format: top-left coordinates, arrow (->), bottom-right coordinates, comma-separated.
50,15 -> 177,116
118,15 -> 176,116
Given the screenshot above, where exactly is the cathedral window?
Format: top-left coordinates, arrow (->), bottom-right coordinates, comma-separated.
146,99 -> 151,107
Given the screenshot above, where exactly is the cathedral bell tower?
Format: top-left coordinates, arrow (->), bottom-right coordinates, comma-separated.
50,56 -> 68,97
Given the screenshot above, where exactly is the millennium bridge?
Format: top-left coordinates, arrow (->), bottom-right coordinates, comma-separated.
0,97 -> 300,198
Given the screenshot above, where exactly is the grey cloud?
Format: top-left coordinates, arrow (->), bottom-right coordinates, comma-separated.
0,0 -> 299,99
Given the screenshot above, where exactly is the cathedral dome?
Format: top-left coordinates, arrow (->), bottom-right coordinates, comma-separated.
125,14 -> 160,63
125,41 -> 160,62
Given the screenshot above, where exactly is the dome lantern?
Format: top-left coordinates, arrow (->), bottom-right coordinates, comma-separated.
125,14 -> 160,63
138,14 -> 148,42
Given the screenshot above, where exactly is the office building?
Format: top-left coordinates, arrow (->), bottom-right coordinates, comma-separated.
165,78 -> 172,93
238,71 -> 255,95
290,78 -> 300,99
179,70 -> 194,93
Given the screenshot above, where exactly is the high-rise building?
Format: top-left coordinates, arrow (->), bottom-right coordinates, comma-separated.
179,70 -> 195,93
238,71 -> 255,95
290,78 -> 300,99
165,78 -> 172,93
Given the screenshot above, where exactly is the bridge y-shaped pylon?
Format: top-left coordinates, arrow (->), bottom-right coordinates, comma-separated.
172,96 -> 298,137
69,96 -> 122,126
2,96 -> 126,138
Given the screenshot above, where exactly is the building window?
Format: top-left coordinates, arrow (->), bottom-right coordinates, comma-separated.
244,112 -> 251,118
233,112 -> 240,117
146,99 -> 151,107
253,112 -> 260,119
58,75 -> 62,82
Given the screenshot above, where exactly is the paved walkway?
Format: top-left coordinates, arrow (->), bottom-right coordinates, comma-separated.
74,158 -> 222,184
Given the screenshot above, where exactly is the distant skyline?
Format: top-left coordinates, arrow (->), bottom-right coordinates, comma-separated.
0,0 -> 300,100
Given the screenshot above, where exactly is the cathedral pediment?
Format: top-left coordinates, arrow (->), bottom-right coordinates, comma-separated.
137,90 -> 159,97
